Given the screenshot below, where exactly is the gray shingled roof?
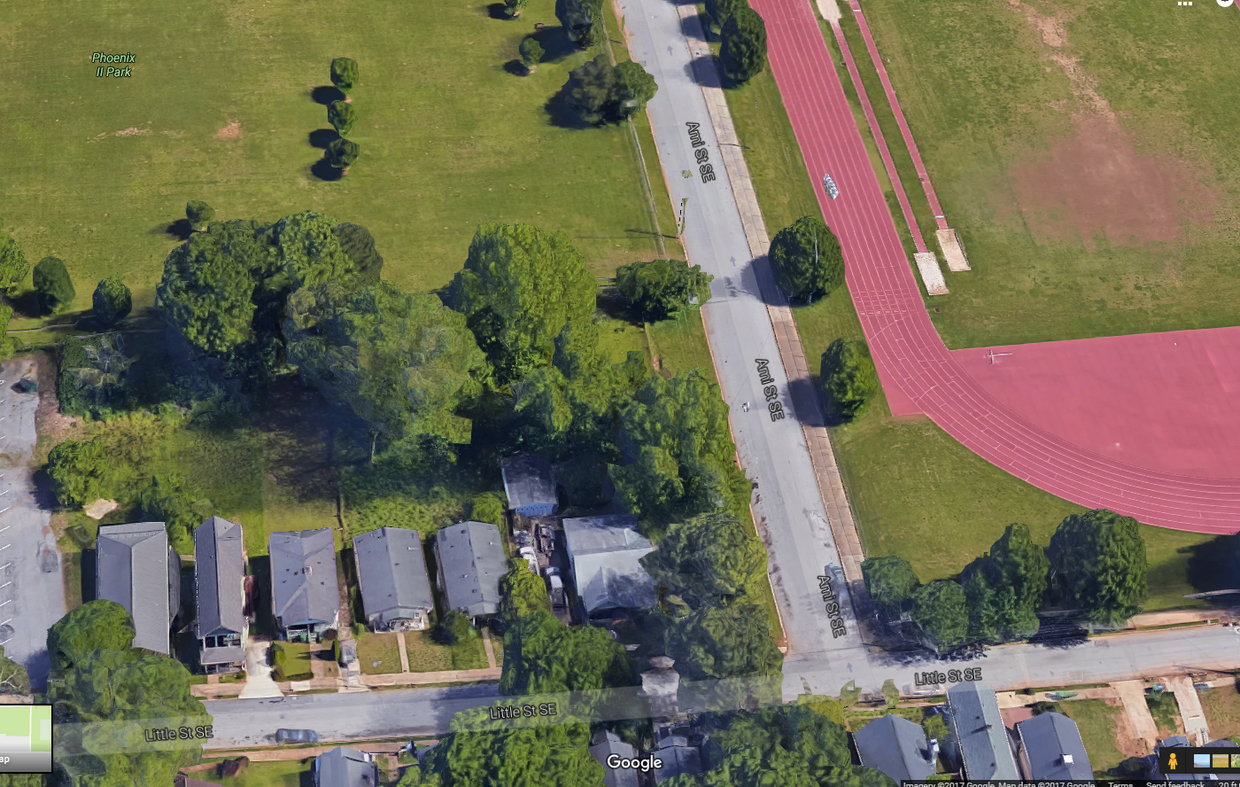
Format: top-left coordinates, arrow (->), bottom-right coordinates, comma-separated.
96,522 -> 177,655
194,517 -> 245,639
436,521 -> 506,617
946,681 -> 1020,781
854,714 -> 937,783
589,731 -> 640,787
315,746 -> 379,787
269,529 -> 339,629
500,454 -> 557,512
652,738 -> 703,784
352,527 -> 434,628
1017,712 -> 1093,780
562,515 -> 656,615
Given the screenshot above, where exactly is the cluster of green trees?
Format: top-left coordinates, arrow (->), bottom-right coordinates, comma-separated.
862,509 -> 1149,651
326,58 -> 361,174
563,55 -> 659,126
47,601 -> 211,786
555,0 -> 605,48
705,0 -> 768,84
615,258 -> 713,322
769,215 -> 844,301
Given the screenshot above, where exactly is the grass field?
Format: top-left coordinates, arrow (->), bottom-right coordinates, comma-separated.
850,0 -> 1240,348
1200,682 -> 1240,741
719,8 -> 1215,612
1061,699 -> 1128,777
199,760 -> 310,787
2,0 -> 675,327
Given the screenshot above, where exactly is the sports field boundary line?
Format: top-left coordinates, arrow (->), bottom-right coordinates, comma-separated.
675,3 -> 879,643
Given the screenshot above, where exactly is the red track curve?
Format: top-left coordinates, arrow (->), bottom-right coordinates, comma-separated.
748,0 -> 1240,534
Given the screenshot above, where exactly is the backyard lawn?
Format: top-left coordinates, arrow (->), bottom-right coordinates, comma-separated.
1060,699 -> 1129,777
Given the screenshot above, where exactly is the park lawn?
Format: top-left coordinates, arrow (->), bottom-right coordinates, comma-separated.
199,760 -> 309,787
357,632 -> 404,675
648,311 -> 715,378
850,0 -> 1240,348
2,0 -> 670,329
1060,699 -> 1128,777
1200,682 -> 1240,741
718,9 -> 1216,614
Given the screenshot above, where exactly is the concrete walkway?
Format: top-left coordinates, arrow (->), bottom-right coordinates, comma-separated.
397,633 -> 411,673
482,628 -> 497,669
1166,675 -> 1211,745
1114,680 -> 1160,753
362,667 -> 501,687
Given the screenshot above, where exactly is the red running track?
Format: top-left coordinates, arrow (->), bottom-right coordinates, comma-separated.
749,0 -> 1240,534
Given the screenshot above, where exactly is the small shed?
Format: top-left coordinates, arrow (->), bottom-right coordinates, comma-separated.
500,454 -> 558,517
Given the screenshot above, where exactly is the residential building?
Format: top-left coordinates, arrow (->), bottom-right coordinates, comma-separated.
96,522 -> 180,655
352,527 -> 434,632
651,724 -> 704,784
434,521 -> 506,618
562,514 -> 657,620
853,714 -> 937,783
500,454 -> 558,517
313,746 -> 380,787
194,516 -> 247,673
944,681 -> 1020,781
589,730 -> 641,787
269,529 -> 340,642
1015,712 -> 1092,780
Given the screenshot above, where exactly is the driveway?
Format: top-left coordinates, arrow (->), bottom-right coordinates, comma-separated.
0,358 -> 65,690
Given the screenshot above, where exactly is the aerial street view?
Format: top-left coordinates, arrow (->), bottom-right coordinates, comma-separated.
1,0 -> 1238,784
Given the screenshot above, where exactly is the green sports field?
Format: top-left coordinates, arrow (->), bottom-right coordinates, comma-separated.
3,0 -> 671,324
854,0 -> 1240,348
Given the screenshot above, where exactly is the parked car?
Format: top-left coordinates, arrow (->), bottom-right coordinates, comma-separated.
519,546 -> 538,573
275,728 -> 319,745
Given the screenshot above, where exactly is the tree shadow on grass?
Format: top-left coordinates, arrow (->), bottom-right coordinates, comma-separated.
150,218 -> 193,241
544,88 -> 593,129
309,159 -> 345,182
486,2 -> 510,18
503,60 -> 530,77
308,128 -> 339,149
310,85 -> 346,105
1186,535 -> 1240,596
528,25 -> 580,62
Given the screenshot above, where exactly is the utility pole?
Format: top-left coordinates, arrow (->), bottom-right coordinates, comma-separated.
678,197 -> 689,237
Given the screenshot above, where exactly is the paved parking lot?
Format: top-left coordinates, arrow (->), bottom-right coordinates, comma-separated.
0,359 -> 65,690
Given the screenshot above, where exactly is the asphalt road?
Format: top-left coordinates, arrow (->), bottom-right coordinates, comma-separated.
614,0 -> 866,669
204,684 -> 502,748
0,359 -> 65,691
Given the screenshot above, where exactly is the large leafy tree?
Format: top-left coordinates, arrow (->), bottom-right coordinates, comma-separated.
424,711 -> 602,787
499,608 -> 631,699
616,259 -> 712,321
285,280 -> 485,445
861,555 -> 920,614
909,580 -> 969,652
328,100 -> 358,137
498,559 -> 552,624
1047,509 -> 1148,628
92,275 -> 132,327
50,648 -> 211,787
326,138 -> 361,172
519,37 -> 544,73
156,212 -> 363,369
554,0 -> 604,47
610,371 -> 748,534
640,511 -> 767,609
0,230 -> 29,292
769,215 -> 843,301
719,6 -> 768,85
330,57 -> 359,95
47,440 -> 108,508
139,474 -> 213,557
563,57 -> 658,125
820,338 -> 878,420
332,222 -> 384,281
704,0 -> 749,33
0,303 -> 19,361
614,62 -> 658,118
664,604 -> 782,709
450,223 -> 596,384
46,600 -> 136,672
961,523 -> 1049,643
33,257 -> 75,315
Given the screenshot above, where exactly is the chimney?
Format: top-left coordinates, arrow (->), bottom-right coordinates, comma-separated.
1063,754 -> 1074,765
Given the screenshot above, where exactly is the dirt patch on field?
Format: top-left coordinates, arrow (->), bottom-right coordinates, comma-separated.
1004,0 -> 1220,250
216,121 -> 243,140
115,127 -> 150,137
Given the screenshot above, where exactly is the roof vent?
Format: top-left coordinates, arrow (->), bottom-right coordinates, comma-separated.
1063,754 -> 1074,765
